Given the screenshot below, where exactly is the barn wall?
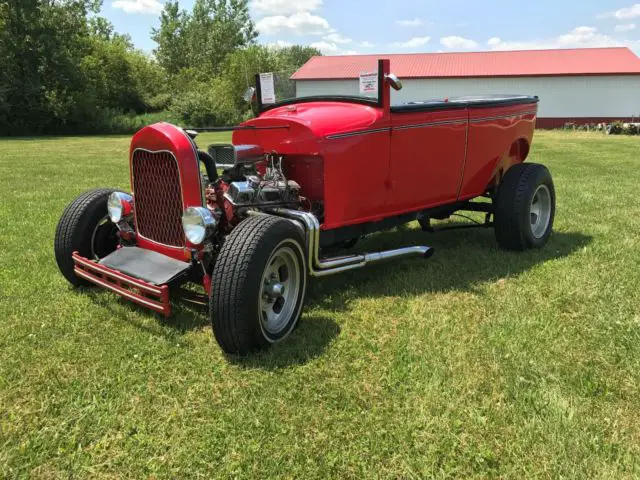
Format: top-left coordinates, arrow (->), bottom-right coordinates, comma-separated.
295,75 -> 640,119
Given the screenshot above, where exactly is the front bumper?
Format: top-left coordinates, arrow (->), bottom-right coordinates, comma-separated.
72,248 -> 190,317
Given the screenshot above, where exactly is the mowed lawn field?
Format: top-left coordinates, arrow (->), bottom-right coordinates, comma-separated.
1,130 -> 639,478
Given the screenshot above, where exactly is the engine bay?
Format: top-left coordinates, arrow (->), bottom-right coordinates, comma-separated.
200,145 -> 307,233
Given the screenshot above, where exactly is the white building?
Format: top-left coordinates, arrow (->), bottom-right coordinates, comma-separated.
291,47 -> 640,128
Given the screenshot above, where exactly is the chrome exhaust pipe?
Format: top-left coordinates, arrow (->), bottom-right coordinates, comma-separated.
272,209 -> 433,277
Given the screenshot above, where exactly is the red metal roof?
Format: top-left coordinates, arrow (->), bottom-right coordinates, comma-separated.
291,47 -> 640,80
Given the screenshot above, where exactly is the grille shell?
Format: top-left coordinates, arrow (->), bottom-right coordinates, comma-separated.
131,149 -> 185,248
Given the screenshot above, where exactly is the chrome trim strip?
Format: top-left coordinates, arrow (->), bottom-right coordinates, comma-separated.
326,127 -> 391,140
393,119 -> 467,131
325,109 -> 536,139
470,110 -> 538,123
131,148 -> 186,250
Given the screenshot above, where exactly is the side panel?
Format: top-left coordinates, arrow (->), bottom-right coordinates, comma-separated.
129,122 -> 202,261
387,109 -> 468,212
460,104 -> 537,199
320,129 -> 391,229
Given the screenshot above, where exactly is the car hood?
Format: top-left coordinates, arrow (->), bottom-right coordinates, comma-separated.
244,101 -> 384,138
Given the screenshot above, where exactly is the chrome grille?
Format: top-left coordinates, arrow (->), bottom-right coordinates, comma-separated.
131,150 -> 185,247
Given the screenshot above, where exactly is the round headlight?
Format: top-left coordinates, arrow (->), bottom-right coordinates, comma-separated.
182,207 -> 217,245
107,192 -> 133,223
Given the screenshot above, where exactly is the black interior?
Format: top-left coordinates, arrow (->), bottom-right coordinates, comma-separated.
391,94 -> 539,113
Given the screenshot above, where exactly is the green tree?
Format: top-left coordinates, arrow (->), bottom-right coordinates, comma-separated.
0,0 -> 168,134
151,1 -> 188,75
0,0 -> 98,133
152,0 -> 257,78
277,45 -> 322,73
219,44 -> 321,117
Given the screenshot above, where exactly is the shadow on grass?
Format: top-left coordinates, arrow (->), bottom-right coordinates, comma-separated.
79,225 -> 591,367
305,226 -> 592,313
226,315 -> 341,370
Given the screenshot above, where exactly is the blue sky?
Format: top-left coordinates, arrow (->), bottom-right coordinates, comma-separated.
105,0 -> 640,55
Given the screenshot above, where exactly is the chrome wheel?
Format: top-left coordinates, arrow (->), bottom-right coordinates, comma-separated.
259,244 -> 301,336
530,184 -> 552,239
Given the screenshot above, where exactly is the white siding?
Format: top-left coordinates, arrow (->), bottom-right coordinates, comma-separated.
295,75 -> 640,118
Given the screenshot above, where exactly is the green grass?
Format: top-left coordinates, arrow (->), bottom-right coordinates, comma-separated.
1,131 -> 639,478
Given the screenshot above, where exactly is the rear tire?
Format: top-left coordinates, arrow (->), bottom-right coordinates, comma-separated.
54,188 -> 119,286
494,163 -> 555,250
210,215 -> 307,355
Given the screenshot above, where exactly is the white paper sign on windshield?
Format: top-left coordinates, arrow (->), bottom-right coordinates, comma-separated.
359,71 -> 378,96
260,72 -> 276,104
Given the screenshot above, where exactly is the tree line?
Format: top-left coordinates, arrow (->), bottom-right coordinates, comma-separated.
0,0 -> 320,136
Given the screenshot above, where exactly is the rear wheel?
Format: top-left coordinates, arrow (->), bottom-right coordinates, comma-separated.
210,215 -> 307,355
54,188 -> 119,286
494,163 -> 555,250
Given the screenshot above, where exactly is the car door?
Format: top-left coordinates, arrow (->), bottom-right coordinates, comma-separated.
387,104 -> 468,212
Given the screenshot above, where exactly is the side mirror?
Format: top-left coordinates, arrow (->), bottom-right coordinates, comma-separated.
386,73 -> 403,91
243,86 -> 256,102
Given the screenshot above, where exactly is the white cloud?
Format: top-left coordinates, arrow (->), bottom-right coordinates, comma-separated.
256,11 -> 331,35
489,26 -> 625,50
440,36 -> 479,49
252,0 -> 322,15
615,23 -> 637,32
599,3 -> 640,19
487,37 -> 502,47
112,0 -> 162,14
323,33 -> 352,44
392,36 -> 430,48
359,41 -> 375,48
396,18 -> 424,27
557,26 -> 619,47
616,3 -> 640,18
310,41 -> 357,55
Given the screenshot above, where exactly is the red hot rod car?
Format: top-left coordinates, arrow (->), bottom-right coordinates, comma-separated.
54,60 -> 555,354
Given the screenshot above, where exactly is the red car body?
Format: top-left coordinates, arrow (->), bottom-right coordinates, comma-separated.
129,60 -> 537,264
58,59 -> 550,354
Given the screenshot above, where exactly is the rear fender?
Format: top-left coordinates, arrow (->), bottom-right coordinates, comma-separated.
490,137 -> 531,189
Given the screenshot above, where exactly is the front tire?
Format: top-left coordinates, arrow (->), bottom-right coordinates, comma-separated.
54,188 -> 119,286
210,215 -> 307,355
494,163 -> 555,250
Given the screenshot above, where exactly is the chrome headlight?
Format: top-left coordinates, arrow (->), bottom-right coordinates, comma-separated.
107,192 -> 133,223
181,207 -> 217,245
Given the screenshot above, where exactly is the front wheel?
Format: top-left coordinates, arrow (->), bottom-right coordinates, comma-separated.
210,215 -> 307,355
54,188 -> 120,286
494,163 -> 555,250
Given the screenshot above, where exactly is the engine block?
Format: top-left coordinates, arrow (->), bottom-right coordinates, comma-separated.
224,179 -> 301,207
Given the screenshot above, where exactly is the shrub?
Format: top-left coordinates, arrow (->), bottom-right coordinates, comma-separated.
170,78 -> 241,127
147,93 -> 173,112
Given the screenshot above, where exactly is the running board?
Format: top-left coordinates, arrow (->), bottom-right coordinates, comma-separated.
271,209 -> 434,277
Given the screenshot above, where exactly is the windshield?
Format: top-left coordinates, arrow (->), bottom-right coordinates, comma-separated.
256,63 -> 381,111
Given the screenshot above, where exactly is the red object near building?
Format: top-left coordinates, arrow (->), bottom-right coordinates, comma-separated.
54,59 -> 556,355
